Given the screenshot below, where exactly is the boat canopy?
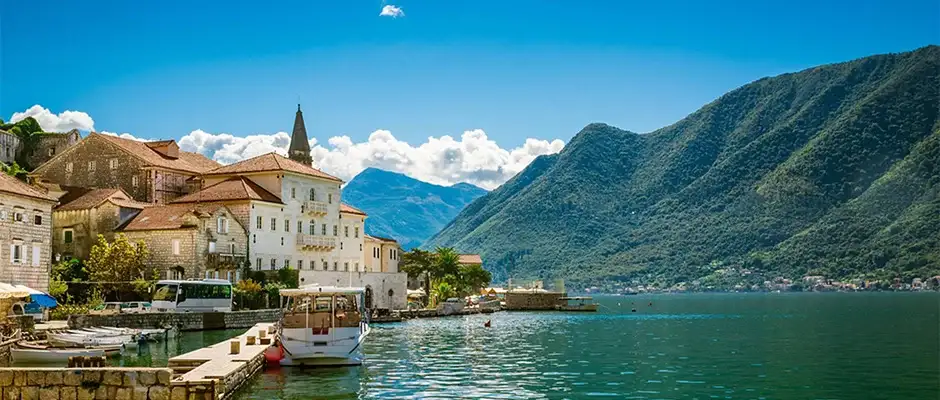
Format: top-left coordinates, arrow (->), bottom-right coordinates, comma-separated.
558,296 -> 594,300
279,285 -> 365,297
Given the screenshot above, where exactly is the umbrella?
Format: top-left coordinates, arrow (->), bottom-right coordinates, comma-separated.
15,285 -> 57,308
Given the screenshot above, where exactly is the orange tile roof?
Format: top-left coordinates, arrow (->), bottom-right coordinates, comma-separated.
203,152 -> 342,182
365,234 -> 398,244
340,203 -> 367,216
56,188 -> 150,211
121,203 -> 228,231
92,133 -> 220,174
0,174 -> 56,202
458,254 -> 483,265
170,176 -> 282,204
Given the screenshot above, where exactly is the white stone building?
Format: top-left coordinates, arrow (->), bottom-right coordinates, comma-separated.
0,174 -> 57,291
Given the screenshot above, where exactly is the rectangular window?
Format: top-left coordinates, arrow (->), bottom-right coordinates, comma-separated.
322,261 -> 328,270
208,241 -> 217,253
355,262 -> 359,271
256,216 -> 262,230
256,258 -> 262,271
344,262 -> 349,271
253,234 -> 256,244
284,259 -> 290,269
298,260 -> 303,270
344,226 -> 349,237
284,219 -> 289,232
322,224 -> 327,235
291,187 -> 296,199
297,221 -> 302,233
32,246 -> 40,267
333,225 -> 338,236
340,242 -> 343,250
63,229 -> 73,244
309,188 -> 315,201
229,243 -> 235,254
34,215 -> 42,225
271,218 -> 276,231
10,245 -> 21,264
88,160 -> 96,171
132,175 -> 139,187
66,162 -> 73,172
14,212 -> 23,222
333,262 -> 337,271
308,222 -> 315,235
109,158 -> 118,169
270,259 -> 276,269
172,239 -> 181,255
354,227 -> 359,238
217,217 -> 228,233
359,244 -> 362,251
328,193 -> 333,204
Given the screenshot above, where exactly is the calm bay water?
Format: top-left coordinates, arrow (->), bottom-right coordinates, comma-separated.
126,293 -> 940,399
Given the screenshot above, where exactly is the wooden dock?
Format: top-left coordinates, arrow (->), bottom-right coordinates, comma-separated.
167,322 -> 274,400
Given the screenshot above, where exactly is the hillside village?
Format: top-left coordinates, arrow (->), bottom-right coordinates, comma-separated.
0,105 -> 420,310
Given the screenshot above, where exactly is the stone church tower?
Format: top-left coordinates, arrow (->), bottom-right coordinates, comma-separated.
288,104 -> 313,165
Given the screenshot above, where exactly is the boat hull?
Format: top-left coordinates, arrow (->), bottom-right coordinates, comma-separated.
278,325 -> 369,367
12,348 -> 105,364
555,305 -> 599,312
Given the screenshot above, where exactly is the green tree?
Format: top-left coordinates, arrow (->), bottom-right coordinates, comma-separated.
0,162 -> 28,180
86,234 -> 153,300
402,249 -> 435,291
458,263 -> 492,296
431,247 -> 461,283
430,281 -> 455,307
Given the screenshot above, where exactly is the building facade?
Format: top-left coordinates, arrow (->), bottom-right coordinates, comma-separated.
49,188 -> 150,261
364,235 -> 401,273
0,174 -> 56,291
120,204 -> 248,281
29,133 -> 219,204
0,130 -> 21,165
27,129 -> 81,169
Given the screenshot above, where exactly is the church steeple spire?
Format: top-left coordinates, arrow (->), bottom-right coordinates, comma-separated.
288,104 -> 313,165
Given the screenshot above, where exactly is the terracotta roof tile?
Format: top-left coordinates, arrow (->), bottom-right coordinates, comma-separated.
340,203 -> 367,216
203,152 -> 342,182
121,203 -> 227,231
55,188 -> 151,211
0,174 -> 56,202
458,254 -> 483,265
170,176 -> 282,204
92,133 -> 220,174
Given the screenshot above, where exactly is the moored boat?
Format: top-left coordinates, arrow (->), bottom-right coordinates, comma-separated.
276,286 -> 370,367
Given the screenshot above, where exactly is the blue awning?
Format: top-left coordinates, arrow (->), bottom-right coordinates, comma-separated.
28,292 -> 57,308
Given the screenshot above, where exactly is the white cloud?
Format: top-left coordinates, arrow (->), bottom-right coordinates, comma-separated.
180,128 -> 564,190
12,105 -> 565,190
8,105 -> 95,132
379,5 -> 404,18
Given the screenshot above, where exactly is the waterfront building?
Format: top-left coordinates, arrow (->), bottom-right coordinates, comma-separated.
364,234 -> 401,273
49,187 -> 150,261
0,174 -> 57,291
119,203 -> 248,281
29,133 -> 219,204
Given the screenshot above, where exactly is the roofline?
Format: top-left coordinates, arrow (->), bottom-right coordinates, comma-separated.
202,168 -> 344,184
31,133 -> 211,176
0,189 -> 57,204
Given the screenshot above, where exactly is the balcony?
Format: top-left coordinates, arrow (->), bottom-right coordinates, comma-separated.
296,234 -> 337,250
206,253 -> 247,269
303,201 -> 329,216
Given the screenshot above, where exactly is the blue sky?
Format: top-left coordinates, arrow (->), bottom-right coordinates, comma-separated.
1,0 -> 937,187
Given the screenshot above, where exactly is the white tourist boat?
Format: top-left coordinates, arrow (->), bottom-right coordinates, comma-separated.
276,286 -> 370,367
12,347 -> 106,364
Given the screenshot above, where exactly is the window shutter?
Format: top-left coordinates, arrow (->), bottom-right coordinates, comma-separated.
225,218 -> 229,233
32,246 -> 40,266
9,245 -> 13,263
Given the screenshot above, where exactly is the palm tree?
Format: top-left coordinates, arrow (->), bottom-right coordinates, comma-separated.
430,281 -> 455,307
432,247 -> 461,282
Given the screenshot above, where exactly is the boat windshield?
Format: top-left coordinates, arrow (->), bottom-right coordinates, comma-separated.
282,294 -> 362,329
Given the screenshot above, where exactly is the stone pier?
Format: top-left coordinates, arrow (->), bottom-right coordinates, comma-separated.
0,367 -> 173,400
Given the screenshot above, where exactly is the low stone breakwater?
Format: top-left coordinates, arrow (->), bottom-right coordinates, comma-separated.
68,309 -> 282,331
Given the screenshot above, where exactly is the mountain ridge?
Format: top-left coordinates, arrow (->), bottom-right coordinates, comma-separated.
341,167 -> 487,250
426,45 -> 940,288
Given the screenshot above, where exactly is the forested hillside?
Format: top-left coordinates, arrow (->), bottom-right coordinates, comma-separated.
426,45 -> 940,288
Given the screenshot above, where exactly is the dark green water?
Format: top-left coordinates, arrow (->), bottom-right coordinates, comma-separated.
133,293 -> 940,399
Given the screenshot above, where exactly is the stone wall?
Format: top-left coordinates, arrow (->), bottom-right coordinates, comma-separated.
504,292 -> 566,310
298,270 -> 408,310
0,367 -> 172,400
26,129 -> 80,169
0,338 -> 16,368
68,309 -> 281,331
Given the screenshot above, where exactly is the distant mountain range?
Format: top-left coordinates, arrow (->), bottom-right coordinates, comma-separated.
426,45 -> 940,288
341,168 -> 487,250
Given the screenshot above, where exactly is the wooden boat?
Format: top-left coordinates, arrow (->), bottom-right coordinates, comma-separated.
277,286 -> 371,366
555,296 -> 599,312
12,346 -> 105,364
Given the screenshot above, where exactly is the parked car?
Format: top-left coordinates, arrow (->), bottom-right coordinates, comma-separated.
120,302 -> 152,314
89,302 -> 122,315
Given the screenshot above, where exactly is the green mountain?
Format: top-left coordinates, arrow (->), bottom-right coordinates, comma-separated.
341,168 -> 487,250
426,46 -> 940,288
